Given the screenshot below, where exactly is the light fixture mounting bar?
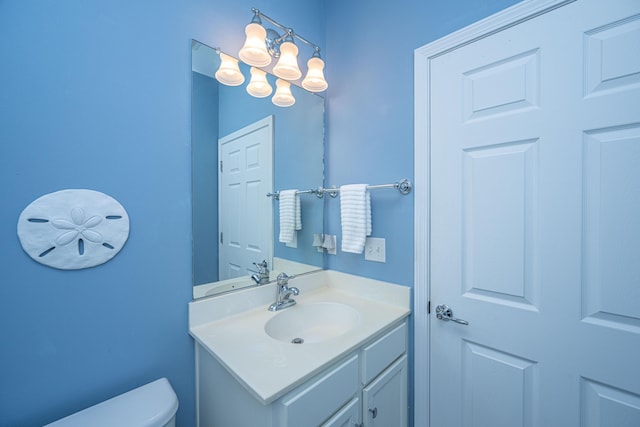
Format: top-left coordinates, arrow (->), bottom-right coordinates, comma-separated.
251,8 -> 322,55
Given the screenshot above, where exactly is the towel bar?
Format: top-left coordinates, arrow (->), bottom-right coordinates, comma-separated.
322,179 -> 412,198
267,179 -> 412,200
266,189 -> 318,200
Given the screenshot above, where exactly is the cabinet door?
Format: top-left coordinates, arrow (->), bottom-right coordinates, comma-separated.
363,355 -> 408,427
321,397 -> 361,427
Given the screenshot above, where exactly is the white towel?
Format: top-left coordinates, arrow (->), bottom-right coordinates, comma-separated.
278,190 -> 301,243
340,184 -> 371,253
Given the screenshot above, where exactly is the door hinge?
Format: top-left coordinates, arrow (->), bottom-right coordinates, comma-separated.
219,160 -> 223,173
427,300 -> 431,314
220,232 -> 223,244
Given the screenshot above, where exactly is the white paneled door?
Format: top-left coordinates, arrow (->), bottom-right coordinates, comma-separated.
416,0 -> 640,425
218,116 -> 273,281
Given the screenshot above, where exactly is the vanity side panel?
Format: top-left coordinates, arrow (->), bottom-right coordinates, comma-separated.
196,344 -> 272,427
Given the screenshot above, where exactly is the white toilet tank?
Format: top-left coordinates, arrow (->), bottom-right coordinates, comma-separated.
44,378 -> 179,427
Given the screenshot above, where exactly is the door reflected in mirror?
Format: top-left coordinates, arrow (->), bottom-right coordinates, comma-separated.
191,40 -> 325,298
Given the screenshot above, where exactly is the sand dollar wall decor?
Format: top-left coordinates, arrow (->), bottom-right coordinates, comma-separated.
17,189 -> 130,270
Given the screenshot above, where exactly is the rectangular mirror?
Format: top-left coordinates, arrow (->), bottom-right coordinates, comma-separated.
191,40 -> 325,298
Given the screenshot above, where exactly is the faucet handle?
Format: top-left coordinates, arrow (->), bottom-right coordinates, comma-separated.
276,272 -> 293,286
254,260 -> 268,273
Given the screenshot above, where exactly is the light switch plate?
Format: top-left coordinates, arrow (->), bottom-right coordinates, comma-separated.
365,237 -> 386,262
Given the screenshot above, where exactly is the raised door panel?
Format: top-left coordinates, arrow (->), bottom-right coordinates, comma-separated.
461,341 -> 537,427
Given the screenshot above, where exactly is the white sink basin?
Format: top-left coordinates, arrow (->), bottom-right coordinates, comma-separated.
265,302 -> 361,344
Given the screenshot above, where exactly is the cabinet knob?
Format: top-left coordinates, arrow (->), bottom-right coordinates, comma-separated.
369,407 -> 378,418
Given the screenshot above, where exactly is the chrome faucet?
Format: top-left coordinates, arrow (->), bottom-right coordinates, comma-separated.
250,260 -> 270,285
268,272 -> 300,311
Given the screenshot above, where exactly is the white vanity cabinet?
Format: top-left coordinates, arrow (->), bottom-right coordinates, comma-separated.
195,320 -> 408,427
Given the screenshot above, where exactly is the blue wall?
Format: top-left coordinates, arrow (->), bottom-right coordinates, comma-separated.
323,0 -> 519,286
0,1 -> 324,426
0,0 -> 521,425
323,1 -> 519,425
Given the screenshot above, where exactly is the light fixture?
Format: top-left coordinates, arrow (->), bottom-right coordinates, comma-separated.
238,8 -> 328,94
214,52 -> 245,86
302,50 -> 328,92
214,9 -> 327,107
238,21 -> 271,67
272,79 -> 295,107
246,67 -> 273,98
272,36 -> 302,81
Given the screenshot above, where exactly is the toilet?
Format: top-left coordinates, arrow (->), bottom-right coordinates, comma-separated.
44,378 -> 179,427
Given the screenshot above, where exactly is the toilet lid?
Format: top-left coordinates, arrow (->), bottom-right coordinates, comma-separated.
44,378 -> 178,427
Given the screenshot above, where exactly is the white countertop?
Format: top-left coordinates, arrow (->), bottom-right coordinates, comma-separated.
189,270 -> 411,404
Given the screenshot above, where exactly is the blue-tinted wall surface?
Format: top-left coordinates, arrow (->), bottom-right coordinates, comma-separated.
0,0 -> 521,425
323,0 -> 519,286
323,1 -> 519,425
0,1 -> 324,426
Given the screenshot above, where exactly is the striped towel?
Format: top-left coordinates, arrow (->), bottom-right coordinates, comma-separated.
278,190 -> 301,243
340,184 -> 371,253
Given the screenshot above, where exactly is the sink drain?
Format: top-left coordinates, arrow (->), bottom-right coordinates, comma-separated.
291,337 -> 304,344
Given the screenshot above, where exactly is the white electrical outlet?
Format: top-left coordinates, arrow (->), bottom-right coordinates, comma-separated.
364,237 -> 386,262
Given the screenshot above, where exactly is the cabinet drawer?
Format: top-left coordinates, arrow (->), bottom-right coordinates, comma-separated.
361,321 -> 407,385
277,354 -> 359,427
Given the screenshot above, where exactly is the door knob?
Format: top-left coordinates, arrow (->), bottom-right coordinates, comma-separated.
435,304 -> 469,325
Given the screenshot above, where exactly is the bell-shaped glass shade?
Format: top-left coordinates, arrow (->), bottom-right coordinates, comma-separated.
238,23 -> 272,67
215,53 -> 245,86
246,67 -> 273,98
301,57 -> 328,92
272,79 -> 295,107
272,41 -> 302,81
